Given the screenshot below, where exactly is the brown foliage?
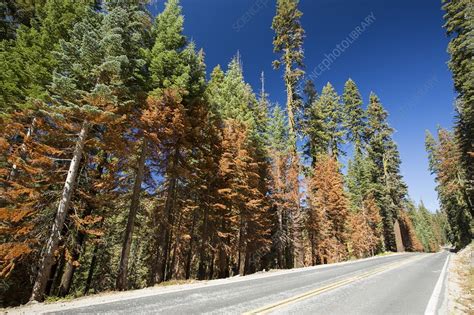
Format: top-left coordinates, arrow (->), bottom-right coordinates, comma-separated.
307,154 -> 349,264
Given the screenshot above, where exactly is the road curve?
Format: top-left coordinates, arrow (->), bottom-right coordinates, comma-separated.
47,251 -> 450,315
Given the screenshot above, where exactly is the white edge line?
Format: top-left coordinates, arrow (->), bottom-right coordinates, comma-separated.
424,253 -> 450,315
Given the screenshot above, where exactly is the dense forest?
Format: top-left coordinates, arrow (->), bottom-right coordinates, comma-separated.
0,0 -> 469,307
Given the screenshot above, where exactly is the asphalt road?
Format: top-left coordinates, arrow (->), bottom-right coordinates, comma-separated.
48,251 -> 450,315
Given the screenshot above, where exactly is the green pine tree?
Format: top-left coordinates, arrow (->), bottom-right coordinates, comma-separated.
343,78 -> 366,153
30,1 -> 149,300
443,0 -> 474,214
346,150 -> 373,212
0,0 -> 94,114
272,0 -> 305,149
365,93 -> 408,251
207,55 -> 257,131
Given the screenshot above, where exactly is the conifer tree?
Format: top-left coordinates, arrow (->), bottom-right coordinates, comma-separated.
207,56 -> 257,130
343,79 -> 366,153
321,83 -> 345,158
272,0 -> 306,268
0,0 -> 94,113
267,106 -> 293,267
346,150 -> 373,211
308,154 -> 349,264
272,0 -> 305,147
443,0 -> 474,213
218,120 -> 270,276
302,80 -> 320,166
30,0 -> 148,300
425,128 -> 472,249
365,93 -> 407,251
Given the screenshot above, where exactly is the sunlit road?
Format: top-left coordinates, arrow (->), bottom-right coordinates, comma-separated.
47,251 -> 450,315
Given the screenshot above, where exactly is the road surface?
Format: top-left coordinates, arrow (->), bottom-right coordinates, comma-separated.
46,250 -> 450,315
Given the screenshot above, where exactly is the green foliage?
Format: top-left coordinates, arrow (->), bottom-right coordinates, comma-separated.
425,128 -> 472,249
407,201 -> 448,252
149,0 -> 206,100
343,79 -> 366,153
272,0 -> 305,146
0,0 -> 94,114
268,105 -> 290,154
207,56 -> 257,132
442,0 -> 474,217
304,82 -> 345,161
51,1 -> 149,118
365,92 -> 408,251
346,150 -> 373,211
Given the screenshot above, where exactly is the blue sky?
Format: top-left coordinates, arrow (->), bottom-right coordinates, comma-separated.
150,0 -> 456,212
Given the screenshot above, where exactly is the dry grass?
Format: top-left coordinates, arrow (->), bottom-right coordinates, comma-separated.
448,243 -> 473,314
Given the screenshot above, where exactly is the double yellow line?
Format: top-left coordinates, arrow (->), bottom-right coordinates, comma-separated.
244,255 -> 425,315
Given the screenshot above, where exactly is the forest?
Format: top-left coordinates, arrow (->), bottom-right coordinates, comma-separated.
0,0 -> 471,307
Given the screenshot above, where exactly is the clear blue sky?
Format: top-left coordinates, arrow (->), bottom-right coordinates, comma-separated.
150,0 -> 456,212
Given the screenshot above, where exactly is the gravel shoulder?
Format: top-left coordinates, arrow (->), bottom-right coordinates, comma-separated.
447,243 -> 473,314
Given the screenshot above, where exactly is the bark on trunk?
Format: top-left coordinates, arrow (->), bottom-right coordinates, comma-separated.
30,122 -> 89,302
58,226 -> 87,296
197,205 -> 209,280
84,243 -> 99,295
116,139 -> 147,291
156,149 -> 179,283
185,211 -> 197,280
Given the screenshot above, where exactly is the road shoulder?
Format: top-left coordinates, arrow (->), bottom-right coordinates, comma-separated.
447,243 -> 473,314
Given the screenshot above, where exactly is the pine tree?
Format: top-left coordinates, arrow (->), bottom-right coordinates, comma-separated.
207,56 -> 257,130
308,154 -> 349,264
425,128 -> 472,249
365,93 -> 408,252
346,150 -> 373,211
343,79 -> 366,153
30,0 -> 149,300
272,0 -> 305,148
302,80 -> 321,166
218,120 -> 270,276
267,106 -> 293,268
443,0 -> 474,213
398,209 -> 424,252
0,0 -> 94,113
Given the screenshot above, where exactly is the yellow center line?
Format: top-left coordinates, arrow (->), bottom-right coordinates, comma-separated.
243,255 -> 426,315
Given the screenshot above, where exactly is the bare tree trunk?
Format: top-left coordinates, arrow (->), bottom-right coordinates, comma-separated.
197,205 -> 209,280
167,210 -> 183,280
30,122 -> 89,302
58,224 -> 87,297
116,139 -> 147,291
185,211 -> 197,280
84,243 -> 99,295
156,149 -> 179,283
285,60 -> 296,148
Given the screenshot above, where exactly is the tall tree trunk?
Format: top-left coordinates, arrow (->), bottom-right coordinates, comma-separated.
58,223 -> 88,297
167,210 -> 183,280
30,122 -> 89,302
218,218 -> 227,279
84,243 -> 99,295
59,153 -> 106,296
116,139 -> 147,291
156,149 -> 179,283
285,58 -> 296,148
197,205 -> 209,280
185,211 -> 197,280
